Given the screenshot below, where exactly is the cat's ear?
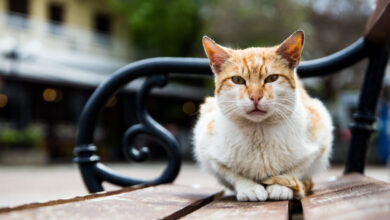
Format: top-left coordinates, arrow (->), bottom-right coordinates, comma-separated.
203,36 -> 230,74
276,30 -> 304,69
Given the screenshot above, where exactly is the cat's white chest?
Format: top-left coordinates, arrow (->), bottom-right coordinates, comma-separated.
211,116 -> 307,181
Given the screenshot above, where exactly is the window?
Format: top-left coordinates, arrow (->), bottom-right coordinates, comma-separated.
7,0 -> 30,28
47,3 -> 65,35
8,0 -> 29,15
93,13 -> 112,45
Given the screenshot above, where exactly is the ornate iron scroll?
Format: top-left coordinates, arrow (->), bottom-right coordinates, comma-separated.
74,76 -> 180,192
122,74 -> 181,182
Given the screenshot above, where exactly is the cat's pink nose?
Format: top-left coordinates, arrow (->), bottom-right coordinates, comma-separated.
250,96 -> 262,106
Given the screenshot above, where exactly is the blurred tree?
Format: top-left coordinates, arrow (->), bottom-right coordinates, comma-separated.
107,0 -> 206,58
200,0 -> 308,49
302,0 -> 372,101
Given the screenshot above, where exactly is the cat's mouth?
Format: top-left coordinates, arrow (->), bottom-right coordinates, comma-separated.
247,108 -> 267,115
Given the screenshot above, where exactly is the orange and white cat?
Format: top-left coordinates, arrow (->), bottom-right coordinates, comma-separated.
193,31 -> 333,201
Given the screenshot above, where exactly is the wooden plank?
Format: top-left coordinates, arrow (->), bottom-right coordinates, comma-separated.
182,195 -> 289,220
0,184 -> 148,214
0,184 -> 223,220
301,173 -> 390,220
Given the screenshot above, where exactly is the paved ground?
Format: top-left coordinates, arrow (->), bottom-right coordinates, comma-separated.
0,163 -> 389,208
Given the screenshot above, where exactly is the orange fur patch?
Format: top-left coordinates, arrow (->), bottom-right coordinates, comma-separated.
302,178 -> 313,194
292,177 -> 305,198
276,31 -> 304,69
260,57 -> 266,73
248,84 -> 264,101
263,176 -> 297,188
279,74 -> 296,89
262,175 -> 306,198
263,85 -> 274,100
239,87 -> 248,100
203,37 -> 230,73
306,104 -> 321,141
215,78 -> 232,95
297,81 -> 321,141
199,97 -> 215,115
320,145 -> 327,155
207,120 -> 215,135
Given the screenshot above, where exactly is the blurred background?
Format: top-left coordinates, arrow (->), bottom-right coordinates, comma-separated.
0,0 -> 389,207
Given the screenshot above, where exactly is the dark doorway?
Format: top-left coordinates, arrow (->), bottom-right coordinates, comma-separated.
94,13 -> 111,35
47,3 -> 65,35
93,13 -> 112,45
48,3 -> 64,23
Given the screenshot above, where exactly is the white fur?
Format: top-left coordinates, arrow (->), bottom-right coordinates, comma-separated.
193,74 -> 333,201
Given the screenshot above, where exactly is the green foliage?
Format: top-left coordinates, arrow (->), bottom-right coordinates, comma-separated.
107,0 -> 205,58
106,0 -> 307,58
202,0 -> 308,48
0,127 -> 44,147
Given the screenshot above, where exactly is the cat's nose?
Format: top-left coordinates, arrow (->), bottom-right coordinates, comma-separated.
250,96 -> 262,106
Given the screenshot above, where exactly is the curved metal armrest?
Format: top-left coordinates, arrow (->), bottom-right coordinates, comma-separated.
297,38 -> 367,77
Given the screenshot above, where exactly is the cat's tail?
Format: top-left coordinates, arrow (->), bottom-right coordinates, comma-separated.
262,175 -> 313,198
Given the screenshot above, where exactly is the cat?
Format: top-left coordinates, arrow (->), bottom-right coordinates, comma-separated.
193,30 -> 333,201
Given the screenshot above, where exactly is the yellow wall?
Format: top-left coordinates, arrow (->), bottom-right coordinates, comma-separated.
0,0 -> 5,12
1,0 -> 127,40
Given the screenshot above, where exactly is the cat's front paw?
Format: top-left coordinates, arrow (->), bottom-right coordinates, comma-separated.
236,181 -> 268,202
266,184 -> 293,200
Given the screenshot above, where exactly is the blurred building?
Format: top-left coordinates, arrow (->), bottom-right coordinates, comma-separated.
0,0 -> 207,163
0,0 -> 132,163
0,0 -> 131,58
0,0 -> 132,79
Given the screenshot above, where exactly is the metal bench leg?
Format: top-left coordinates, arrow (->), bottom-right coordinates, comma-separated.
345,43 -> 389,174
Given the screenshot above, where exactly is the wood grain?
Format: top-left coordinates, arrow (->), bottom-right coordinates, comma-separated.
0,184 -> 223,220
0,184 -> 149,214
301,173 -> 390,220
182,195 -> 289,220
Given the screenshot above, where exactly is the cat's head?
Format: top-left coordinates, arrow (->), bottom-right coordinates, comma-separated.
203,31 -> 304,123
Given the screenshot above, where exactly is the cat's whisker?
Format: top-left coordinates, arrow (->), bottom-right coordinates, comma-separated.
221,105 -> 240,116
268,108 -> 296,128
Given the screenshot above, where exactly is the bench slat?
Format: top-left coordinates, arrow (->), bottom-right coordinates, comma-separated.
0,184 -> 223,220
301,173 -> 390,220
0,184 -> 147,214
182,195 -> 289,220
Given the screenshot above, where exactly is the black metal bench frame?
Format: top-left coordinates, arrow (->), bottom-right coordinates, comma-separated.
74,1 -> 390,193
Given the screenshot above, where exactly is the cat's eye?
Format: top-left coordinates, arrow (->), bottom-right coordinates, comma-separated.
264,74 -> 279,83
231,76 -> 246,85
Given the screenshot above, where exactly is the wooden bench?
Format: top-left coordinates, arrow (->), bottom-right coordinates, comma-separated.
1,0 -> 390,219
1,174 -> 390,219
